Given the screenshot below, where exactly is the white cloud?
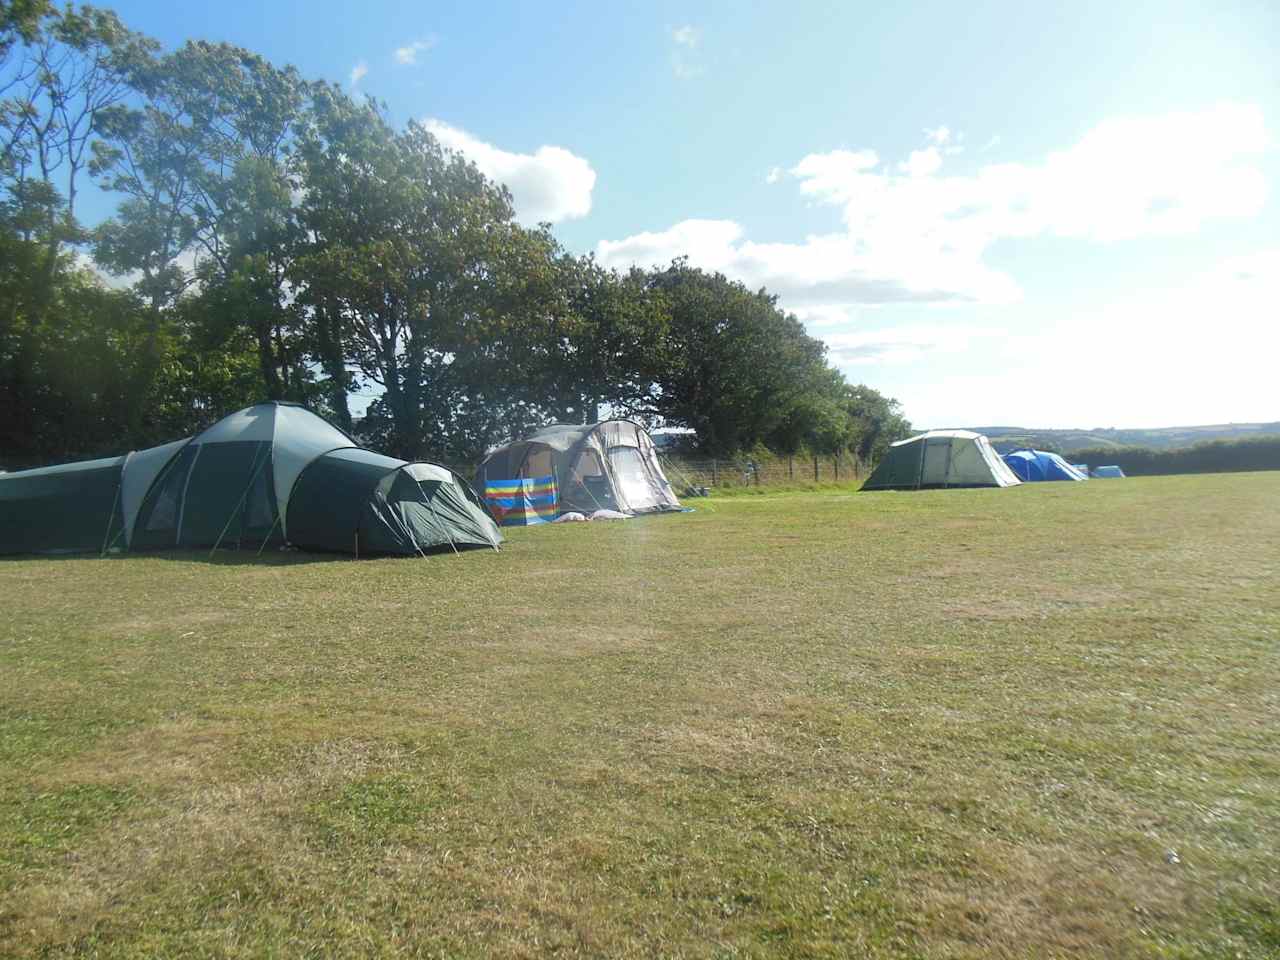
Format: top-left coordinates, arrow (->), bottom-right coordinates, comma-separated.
924,125 -> 952,145
394,37 -> 437,65
765,166 -> 784,184
671,25 -> 698,47
422,119 -> 596,224
597,103 -> 1269,312
670,24 -> 704,78
349,61 -> 368,88
899,145 -> 942,177
596,216 -> 1019,307
822,323 -> 1004,366
907,249 -> 1280,428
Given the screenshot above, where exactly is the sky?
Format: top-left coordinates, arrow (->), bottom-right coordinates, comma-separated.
102,0 -> 1279,429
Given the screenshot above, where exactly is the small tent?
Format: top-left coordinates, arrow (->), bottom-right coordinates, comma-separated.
861,430 -> 1022,491
1002,449 -> 1088,482
0,402 -> 501,556
477,421 -> 682,525
1071,463 -> 1090,477
1092,465 -> 1127,478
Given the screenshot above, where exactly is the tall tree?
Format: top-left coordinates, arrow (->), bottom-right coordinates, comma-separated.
843,384 -> 912,463
642,261 -> 833,454
92,39 -> 308,399
292,94 -> 528,458
2,5 -> 154,261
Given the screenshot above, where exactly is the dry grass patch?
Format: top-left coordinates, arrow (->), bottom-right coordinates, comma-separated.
0,473 -> 1277,957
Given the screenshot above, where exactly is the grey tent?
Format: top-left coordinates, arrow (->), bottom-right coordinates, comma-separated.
476,420 -> 682,525
0,402 -> 501,557
862,430 -> 1022,491
1092,465 -> 1127,478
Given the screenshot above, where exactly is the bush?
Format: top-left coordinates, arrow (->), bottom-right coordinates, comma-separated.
1068,435 -> 1280,476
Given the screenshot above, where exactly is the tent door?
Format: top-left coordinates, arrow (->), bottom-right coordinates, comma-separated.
921,440 -> 951,487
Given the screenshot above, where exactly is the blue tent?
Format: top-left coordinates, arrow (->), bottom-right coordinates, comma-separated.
1002,449 -> 1088,482
1093,465 -> 1127,478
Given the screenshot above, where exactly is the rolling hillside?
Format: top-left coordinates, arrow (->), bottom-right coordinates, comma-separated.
959,421 -> 1280,453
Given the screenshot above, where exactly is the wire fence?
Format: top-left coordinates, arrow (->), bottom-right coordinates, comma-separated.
659,452 -> 866,494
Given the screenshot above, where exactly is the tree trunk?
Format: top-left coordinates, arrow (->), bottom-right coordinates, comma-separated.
316,308 -> 352,431
256,319 -> 284,400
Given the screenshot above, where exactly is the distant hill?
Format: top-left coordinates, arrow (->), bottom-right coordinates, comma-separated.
953,422 -> 1280,454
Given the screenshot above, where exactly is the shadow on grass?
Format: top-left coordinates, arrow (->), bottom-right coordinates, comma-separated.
0,546 -> 499,566
0,549 -> 339,567
150,543 -> 497,565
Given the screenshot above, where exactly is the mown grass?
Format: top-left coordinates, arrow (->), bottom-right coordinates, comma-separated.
1,472 -> 1277,958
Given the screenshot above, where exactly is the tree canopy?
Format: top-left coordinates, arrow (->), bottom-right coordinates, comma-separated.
0,1 -> 911,470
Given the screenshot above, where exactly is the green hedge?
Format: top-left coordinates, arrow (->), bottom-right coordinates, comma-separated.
1068,435 -> 1280,476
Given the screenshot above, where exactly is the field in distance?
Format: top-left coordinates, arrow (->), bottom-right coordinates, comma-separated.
2,473 -> 1277,958
970,421 -> 1280,453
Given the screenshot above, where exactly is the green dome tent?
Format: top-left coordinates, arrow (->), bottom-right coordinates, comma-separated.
0,402 -> 501,557
861,430 -> 1022,491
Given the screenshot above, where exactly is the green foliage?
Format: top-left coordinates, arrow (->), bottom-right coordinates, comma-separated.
2,2 -> 910,471
1068,435 -> 1280,476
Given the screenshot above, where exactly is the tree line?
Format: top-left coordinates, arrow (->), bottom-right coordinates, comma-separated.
1069,436 -> 1280,477
1,1 -> 911,470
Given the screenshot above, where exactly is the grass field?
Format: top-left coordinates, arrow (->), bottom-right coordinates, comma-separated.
2,473 -> 1278,958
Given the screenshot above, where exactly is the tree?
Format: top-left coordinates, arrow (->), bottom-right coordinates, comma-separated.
292,94 -> 540,459
92,39 -> 308,399
641,261 -> 834,454
2,5 -> 155,263
843,384 -> 912,464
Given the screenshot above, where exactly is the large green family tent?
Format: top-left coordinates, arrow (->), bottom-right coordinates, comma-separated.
861,430 -> 1022,491
0,402 -> 502,557
1002,448 -> 1088,482
476,420 -> 682,525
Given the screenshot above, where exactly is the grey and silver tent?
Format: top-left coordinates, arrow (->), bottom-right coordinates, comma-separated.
476,421 -> 682,525
1092,465 -> 1127,478
0,402 -> 501,557
861,430 -> 1022,491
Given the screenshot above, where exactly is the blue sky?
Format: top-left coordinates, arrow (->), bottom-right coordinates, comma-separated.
107,0 -> 1279,429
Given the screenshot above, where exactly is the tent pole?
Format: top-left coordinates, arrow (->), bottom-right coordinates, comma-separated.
99,478 -> 124,558
401,486 -> 431,559
255,513 -> 282,558
416,480 -> 460,557
102,525 -> 127,556
209,443 -> 272,559
405,514 -> 430,559
657,454 -> 715,512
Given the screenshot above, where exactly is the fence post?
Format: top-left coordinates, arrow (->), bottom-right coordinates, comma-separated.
834,456 -> 839,481
813,456 -> 819,482
712,459 -> 718,486
788,455 -> 794,480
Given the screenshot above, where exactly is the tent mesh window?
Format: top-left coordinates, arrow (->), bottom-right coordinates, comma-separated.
134,445 -> 198,546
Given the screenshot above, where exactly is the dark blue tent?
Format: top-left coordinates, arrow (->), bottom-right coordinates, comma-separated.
1002,449 -> 1088,482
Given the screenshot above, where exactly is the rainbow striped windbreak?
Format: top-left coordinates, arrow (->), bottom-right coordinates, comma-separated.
483,475 -> 558,526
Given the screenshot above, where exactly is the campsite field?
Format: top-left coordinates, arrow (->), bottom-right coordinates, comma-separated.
1,473 -> 1278,958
